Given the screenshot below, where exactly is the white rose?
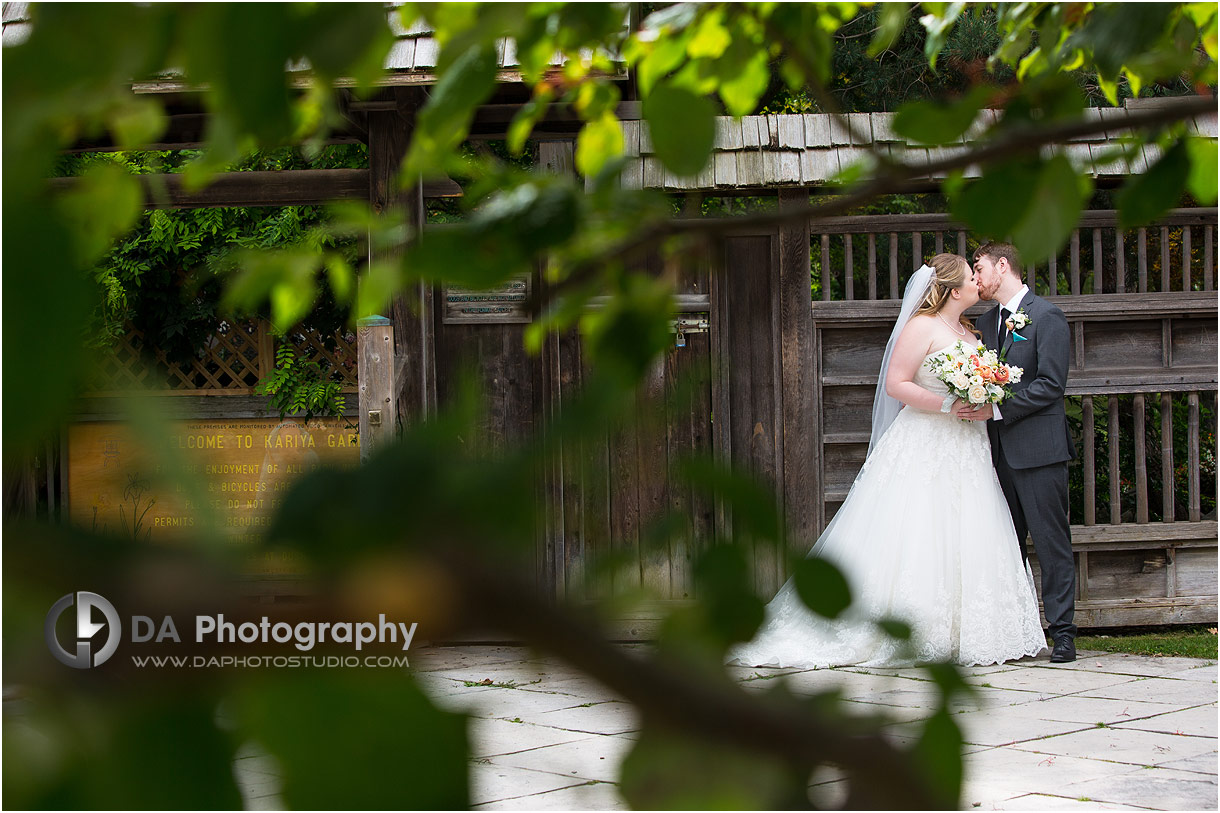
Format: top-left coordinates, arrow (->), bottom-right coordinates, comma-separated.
968,384 -> 988,403
952,371 -> 970,389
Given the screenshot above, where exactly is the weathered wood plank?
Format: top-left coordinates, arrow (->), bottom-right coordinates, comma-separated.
1162,392 -> 1176,524
1093,228 -> 1103,294
1188,392 -> 1201,521
810,291 -> 1219,323
1206,224 -> 1215,291
1083,319 -> 1164,370
1071,229 -> 1081,295
889,233 -> 899,299
1115,229 -> 1125,294
638,353 -> 671,597
1137,228 -> 1148,293
1183,226 -> 1192,291
844,234 -> 854,301
1108,395 -> 1121,524
1161,226 -> 1171,293
357,318 -> 396,463
1084,395 -> 1096,525
778,188 -> 817,562
867,233 -> 877,300
821,233 -> 831,301
369,92 -> 434,427
1134,393 -> 1148,523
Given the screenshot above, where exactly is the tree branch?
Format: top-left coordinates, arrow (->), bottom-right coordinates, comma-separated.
534,95 -> 1215,313
439,542 -> 950,809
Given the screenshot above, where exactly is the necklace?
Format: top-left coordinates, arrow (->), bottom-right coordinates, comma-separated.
937,312 -> 966,336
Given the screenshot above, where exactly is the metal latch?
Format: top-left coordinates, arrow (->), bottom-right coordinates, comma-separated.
671,316 -> 709,348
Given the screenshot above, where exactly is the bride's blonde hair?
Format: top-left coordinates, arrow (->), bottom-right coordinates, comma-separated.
914,253 -> 978,336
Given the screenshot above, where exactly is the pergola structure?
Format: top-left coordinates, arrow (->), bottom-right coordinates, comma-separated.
12,2 -> 1217,630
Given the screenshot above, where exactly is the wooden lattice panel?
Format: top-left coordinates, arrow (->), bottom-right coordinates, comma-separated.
89,320 -> 360,395
90,320 -> 266,394
287,328 -> 359,390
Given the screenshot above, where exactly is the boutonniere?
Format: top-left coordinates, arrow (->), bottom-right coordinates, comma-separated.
1005,308 -> 1032,340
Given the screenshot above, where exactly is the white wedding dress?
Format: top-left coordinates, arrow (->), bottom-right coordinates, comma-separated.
728,342 -> 1047,669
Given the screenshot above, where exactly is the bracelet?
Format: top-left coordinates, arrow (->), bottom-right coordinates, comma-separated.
940,394 -> 956,413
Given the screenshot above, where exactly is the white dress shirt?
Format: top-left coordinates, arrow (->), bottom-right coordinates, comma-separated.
992,285 -> 1029,421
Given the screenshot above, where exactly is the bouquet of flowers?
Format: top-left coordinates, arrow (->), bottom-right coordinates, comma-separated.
925,340 -> 1023,406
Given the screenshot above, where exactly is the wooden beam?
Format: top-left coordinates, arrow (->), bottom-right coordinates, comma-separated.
777,187 -> 817,562
49,169 -> 462,208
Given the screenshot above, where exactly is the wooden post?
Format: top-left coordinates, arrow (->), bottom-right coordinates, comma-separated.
368,88 -> 432,429
1162,392 -> 1174,523
888,232 -> 898,299
357,316 -> 396,462
1083,395 -> 1096,525
778,187 -> 816,566
1108,395 -> 1121,524
539,140 -> 575,600
1134,393 -> 1148,523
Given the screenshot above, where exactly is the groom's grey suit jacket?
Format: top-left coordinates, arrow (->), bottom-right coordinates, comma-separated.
978,292 -> 1074,469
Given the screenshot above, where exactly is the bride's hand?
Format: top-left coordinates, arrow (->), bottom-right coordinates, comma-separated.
954,402 -> 994,421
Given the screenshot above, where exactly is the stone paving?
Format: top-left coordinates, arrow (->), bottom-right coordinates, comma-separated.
236,645 -> 1217,811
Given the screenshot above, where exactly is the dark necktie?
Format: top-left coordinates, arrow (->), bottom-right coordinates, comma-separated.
998,307 -> 1011,347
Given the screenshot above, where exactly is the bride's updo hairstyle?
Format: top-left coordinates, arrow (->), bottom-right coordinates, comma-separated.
914,253 -> 978,336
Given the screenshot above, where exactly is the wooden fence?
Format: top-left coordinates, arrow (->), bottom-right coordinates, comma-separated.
810,209 -> 1217,627
74,208 -> 1217,630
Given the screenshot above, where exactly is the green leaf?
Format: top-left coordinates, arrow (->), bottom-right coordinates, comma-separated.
687,7 -> 731,59
637,31 -> 690,96
877,617 -> 913,641
793,557 -> 852,619
53,162 -> 144,266
642,82 -> 715,177
1186,136 -> 1218,205
868,3 -> 909,57
893,86 -> 992,145
1010,155 -> 1090,264
404,42 -> 499,177
108,98 -> 168,149
576,111 -> 624,178
718,50 -> 770,118
294,3 -> 393,84
233,670 -> 468,809
1117,140 -> 1191,229
621,729 -> 807,810
911,710 -> 964,807
507,88 -> 555,155
949,160 -> 1040,241
920,2 -> 967,72
356,259 -> 402,320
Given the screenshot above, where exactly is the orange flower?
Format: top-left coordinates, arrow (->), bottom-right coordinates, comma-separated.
993,367 -> 1010,385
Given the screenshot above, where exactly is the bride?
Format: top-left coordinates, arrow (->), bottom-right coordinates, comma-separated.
729,254 -> 1047,668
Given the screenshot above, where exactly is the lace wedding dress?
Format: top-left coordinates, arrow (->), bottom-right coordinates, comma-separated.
728,342 -> 1047,669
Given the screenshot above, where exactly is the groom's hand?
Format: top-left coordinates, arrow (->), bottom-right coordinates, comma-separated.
954,403 -> 994,421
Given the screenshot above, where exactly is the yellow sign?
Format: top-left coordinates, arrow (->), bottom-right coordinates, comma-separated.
68,418 -> 359,557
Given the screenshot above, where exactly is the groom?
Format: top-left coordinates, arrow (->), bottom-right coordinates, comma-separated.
957,242 -> 1078,663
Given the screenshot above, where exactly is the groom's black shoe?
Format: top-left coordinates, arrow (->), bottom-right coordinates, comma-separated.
1050,635 -> 1076,663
